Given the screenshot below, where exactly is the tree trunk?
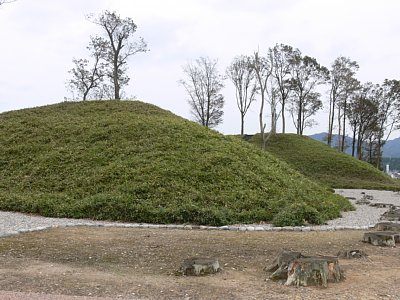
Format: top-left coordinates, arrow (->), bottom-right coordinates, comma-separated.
337,106 -> 342,151
327,93 -> 335,146
376,138 -> 382,169
281,102 -> 286,134
351,128 -> 356,157
240,113 -> 244,136
357,127 -> 363,160
259,94 -> 266,150
271,107 -> 277,134
297,98 -> 302,135
340,100 -> 347,152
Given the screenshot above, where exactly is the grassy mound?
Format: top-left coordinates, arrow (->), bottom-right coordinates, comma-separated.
0,101 -> 351,226
249,134 -> 399,190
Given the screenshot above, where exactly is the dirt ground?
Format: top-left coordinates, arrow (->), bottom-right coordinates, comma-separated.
0,227 -> 399,300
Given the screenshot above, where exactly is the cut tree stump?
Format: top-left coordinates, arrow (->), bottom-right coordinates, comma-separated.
380,207 -> 400,221
363,231 -> 400,247
265,251 -> 302,280
369,203 -> 394,209
375,222 -> 400,231
336,249 -> 368,259
179,258 -> 220,276
285,256 -> 343,288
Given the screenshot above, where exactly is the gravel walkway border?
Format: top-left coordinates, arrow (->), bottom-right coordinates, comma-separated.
1,189 -> 399,237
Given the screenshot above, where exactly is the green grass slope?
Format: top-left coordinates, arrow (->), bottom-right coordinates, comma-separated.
249,134 -> 399,190
0,101 -> 351,226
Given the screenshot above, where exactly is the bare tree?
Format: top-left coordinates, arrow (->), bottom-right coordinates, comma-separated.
348,83 -> 379,159
88,10 -> 148,100
269,44 -> 300,134
289,91 -> 323,134
226,55 -> 257,135
373,79 -> 400,167
250,51 -> 272,149
327,56 -> 359,149
67,37 -> 107,101
180,57 -> 225,128
289,55 -> 329,135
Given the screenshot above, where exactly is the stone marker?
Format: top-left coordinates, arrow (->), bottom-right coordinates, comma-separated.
179,258 -> 220,276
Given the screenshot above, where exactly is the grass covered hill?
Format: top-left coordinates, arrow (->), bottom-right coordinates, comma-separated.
0,101 -> 351,226
250,134 -> 400,190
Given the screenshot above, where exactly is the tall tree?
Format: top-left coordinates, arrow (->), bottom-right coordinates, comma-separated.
180,57 -> 225,128
269,44 -> 299,134
226,55 -> 257,135
327,56 -> 359,147
348,83 -> 379,160
373,79 -> 400,167
289,55 -> 329,135
250,51 -> 272,149
67,37 -> 107,101
89,10 -> 148,100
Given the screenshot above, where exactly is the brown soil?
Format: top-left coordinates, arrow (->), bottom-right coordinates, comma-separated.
0,227 -> 399,300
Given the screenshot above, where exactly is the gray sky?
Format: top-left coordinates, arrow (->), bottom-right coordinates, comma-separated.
1,0 -> 400,137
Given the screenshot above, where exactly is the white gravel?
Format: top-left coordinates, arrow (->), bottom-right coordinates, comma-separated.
0,189 -> 399,237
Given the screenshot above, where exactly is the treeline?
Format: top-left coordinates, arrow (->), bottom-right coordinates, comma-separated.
64,11 -> 400,169
180,44 -> 400,167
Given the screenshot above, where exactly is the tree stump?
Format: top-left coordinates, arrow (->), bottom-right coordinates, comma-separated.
375,222 -> 400,231
336,249 -> 368,259
363,231 -> 400,247
179,258 -> 220,276
356,198 -> 371,205
285,256 -> 343,288
380,207 -> 400,221
265,251 -> 302,280
369,203 -> 394,208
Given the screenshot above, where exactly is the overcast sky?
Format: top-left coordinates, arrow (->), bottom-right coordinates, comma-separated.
1,0 -> 400,138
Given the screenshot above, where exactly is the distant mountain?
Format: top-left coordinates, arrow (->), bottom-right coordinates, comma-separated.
309,133 -> 354,156
309,132 -> 400,158
384,137 -> 400,157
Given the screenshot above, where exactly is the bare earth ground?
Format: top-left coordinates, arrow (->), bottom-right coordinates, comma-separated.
0,226 -> 399,300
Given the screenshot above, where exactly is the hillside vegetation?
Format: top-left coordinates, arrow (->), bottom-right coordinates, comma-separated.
249,134 -> 400,190
0,101 -> 351,226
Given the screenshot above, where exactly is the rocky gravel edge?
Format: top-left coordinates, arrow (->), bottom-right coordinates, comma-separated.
1,189 -> 399,238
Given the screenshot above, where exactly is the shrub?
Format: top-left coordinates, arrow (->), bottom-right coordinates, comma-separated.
272,202 -> 324,227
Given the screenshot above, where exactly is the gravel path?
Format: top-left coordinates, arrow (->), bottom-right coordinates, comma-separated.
0,189 -> 399,300
1,189 -> 399,237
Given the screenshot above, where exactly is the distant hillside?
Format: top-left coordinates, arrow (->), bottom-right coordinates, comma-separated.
248,134 -> 399,190
384,137 -> 400,157
309,132 -> 400,158
0,101 -> 352,226
383,157 -> 400,172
